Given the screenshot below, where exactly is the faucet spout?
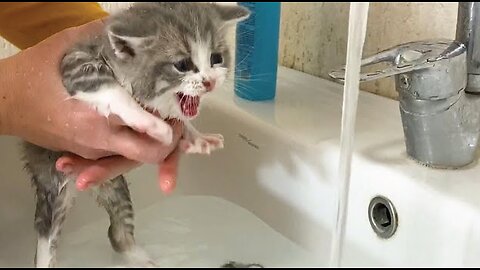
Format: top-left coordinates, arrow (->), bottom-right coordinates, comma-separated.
457,2 -> 480,93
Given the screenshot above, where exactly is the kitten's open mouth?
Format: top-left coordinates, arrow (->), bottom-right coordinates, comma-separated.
133,93 -> 200,119
176,92 -> 200,118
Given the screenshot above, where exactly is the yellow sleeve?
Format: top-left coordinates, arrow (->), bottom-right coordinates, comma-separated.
0,2 -> 108,49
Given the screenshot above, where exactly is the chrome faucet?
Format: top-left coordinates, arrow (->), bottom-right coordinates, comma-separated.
329,2 -> 480,169
457,2 -> 480,93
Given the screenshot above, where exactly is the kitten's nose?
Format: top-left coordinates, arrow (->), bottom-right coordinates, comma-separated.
202,79 -> 216,91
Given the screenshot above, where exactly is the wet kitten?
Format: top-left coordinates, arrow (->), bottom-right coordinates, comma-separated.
22,2 -> 249,267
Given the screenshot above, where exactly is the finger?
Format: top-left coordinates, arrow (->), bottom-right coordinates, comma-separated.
75,156 -> 139,191
56,154 -> 103,175
158,146 -> 181,195
71,147 -> 116,161
56,155 -> 80,175
56,154 -> 138,190
107,122 -> 184,164
107,127 -> 170,163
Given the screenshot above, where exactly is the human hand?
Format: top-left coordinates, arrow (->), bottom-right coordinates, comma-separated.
0,19 -> 183,192
56,123 -> 182,194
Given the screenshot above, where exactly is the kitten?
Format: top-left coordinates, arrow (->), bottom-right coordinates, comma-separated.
21,2 -> 249,267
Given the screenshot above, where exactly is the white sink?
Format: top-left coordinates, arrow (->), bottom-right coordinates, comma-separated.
1,66 -> 480,267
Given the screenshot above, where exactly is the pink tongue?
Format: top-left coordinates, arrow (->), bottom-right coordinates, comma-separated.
179,95 -> 200,117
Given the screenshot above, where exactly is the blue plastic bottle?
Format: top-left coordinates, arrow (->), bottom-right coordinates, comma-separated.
234,2 -> 281,101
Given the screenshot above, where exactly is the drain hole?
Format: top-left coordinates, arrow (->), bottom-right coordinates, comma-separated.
368,196 -> 398,239
373,203 -> 391,228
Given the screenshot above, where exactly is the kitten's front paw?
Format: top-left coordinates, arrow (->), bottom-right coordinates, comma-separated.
182,133 -> 224,154
130,118 -> 173,145
145,120 -> 173,145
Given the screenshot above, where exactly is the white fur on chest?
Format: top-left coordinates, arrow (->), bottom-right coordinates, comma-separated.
72,85 -> 173,144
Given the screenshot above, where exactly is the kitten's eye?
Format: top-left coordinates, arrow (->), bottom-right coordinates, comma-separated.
210,53 -> 223,66
174,58 -> 196,73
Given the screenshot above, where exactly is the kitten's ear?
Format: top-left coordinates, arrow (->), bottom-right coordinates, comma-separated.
214,4 -> 251,25
107,25 -> 154,60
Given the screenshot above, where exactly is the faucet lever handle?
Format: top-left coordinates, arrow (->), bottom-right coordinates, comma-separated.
329,39 -> 465,83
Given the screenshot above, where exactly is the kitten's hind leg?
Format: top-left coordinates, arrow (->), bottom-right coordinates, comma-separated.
94,175 -> 157,267
32,172 -> 76,268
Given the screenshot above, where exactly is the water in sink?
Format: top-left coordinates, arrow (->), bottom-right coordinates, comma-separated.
54,195 -> 323,267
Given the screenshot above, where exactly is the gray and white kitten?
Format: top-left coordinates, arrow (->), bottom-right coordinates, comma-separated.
21,2 -> 249,267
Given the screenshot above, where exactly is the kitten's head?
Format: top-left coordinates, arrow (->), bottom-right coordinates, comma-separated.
106,2 -> 250,120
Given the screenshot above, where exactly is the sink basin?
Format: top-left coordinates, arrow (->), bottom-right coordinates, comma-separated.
1,66 -> 480,267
